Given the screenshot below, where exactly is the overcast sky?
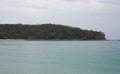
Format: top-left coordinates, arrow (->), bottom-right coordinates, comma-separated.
0,0 -> 120,39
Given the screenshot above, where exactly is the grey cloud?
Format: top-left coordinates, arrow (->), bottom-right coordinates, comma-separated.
64,0 -> 88,2
97,0 -> 120,5
65,0 -> 78,1
0,0 -> 23,6
65,0 -> 120,5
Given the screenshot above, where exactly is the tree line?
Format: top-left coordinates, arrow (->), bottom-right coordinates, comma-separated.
0,23 -> 106,40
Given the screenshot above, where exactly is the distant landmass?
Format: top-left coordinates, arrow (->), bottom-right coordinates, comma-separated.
0,23 -> 106,40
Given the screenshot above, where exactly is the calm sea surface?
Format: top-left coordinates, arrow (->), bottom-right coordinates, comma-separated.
0,40 -> 120,74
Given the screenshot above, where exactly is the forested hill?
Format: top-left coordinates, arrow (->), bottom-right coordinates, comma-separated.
0,24 -> 106,40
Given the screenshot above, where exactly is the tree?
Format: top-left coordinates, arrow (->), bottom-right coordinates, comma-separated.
0,23 -> 106,40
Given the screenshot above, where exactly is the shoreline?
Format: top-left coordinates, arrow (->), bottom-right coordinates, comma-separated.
0,39 -> 111,41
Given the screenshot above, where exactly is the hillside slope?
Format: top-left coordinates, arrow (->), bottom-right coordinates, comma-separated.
0,24 -> 106,40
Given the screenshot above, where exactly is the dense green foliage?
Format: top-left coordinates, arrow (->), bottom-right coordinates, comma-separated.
0,23 -> 106,40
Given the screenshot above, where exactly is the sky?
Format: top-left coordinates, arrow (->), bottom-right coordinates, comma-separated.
0,0 -> 120,39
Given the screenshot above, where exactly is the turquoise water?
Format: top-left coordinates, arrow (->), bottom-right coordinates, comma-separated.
0,40 -> 120,74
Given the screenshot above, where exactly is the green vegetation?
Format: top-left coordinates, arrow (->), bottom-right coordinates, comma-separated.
0,23 -> 106,40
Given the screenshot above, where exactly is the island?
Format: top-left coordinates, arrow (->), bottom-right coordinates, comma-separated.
0,23 -> 106,40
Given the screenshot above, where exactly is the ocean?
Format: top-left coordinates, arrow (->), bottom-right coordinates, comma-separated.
0,40 -> 120,74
